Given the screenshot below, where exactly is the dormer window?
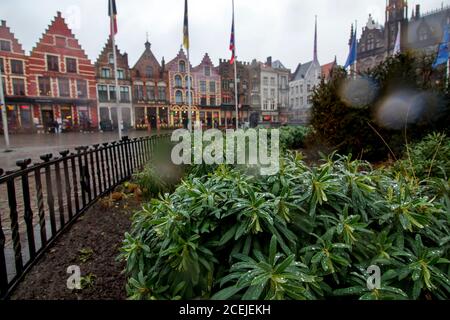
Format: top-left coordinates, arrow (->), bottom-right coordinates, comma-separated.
109,53 -> 114,64
0,39 -> 11,52
204,66 -> 211,76
179,60 -> 186,73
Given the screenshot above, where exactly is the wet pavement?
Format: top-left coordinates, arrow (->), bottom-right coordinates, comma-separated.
0,130 -> 170,171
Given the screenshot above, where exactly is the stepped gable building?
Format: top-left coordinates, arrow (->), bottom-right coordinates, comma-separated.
131,40 -> 169,130
218,58 -> 251,127
95,36 -> 133,131
27,12 -> 98,132
0,20 -> 31,132
357,1 -> 450,71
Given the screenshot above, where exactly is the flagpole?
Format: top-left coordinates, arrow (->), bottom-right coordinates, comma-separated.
110,0 -> 122,140
187,48 -> 192,132
353,20 -> 357,79
0,64 -> 10,149
232,0 -> 239,129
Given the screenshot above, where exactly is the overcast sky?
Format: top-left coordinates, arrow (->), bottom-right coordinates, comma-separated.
1,0 -> 448,70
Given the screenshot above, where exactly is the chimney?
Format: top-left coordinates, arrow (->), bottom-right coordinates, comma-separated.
416,4 -> 420,18
1,20 -> 6,27
145,41 -> 151,50
57,11 -> 62,18
266,56 -> 272,67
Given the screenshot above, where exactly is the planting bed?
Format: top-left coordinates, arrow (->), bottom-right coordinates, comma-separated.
10,193 -> 141,300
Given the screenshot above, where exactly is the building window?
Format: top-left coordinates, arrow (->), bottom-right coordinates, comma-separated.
101,68 -> 111,78
263,101 -> 268,110
77,79 -> 87,98
210,97 -> 216,106
47,55 -> 59,72
200,97 -> 207,106
175,90 -> 183,104
146,66 -> 153,78
39,76 -> 51,96
10,60 -> 24,75
185,76 -> 192,87
134,85 -> 144,100
367,34 -> 375,51
263,89 -> 268,99
270,77 -> 275,86
186,91 -> 193,104
0,40 -> 11,52
98,85 -> 108,102
204,66 -> 211,76
109,85 -> 117,101
200,80 -> 207,93
307,84 -> 311,92
179,60 -> 186,73
109,53 -> 114,64
66,57 -> 77,73
209,81 -> 216,93
270,89 -> 275,98
117,69 -> 125,79
58,78 -> 70,97
263,77 -> 268,86
158,86 -> 166,101
174,75 -> 182,87
419,28 -> 428,41
120,86 -> 130,102
12,78 -> 25,95
146,85 -> 155,100
0,57 -> 4,73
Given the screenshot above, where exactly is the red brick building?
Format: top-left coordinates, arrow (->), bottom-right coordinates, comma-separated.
131,40 -> 169,130
0,20 -> 32,133
27,12 -> 98,132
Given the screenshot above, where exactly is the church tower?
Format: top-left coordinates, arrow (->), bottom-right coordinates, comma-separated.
385,0 -> 408,52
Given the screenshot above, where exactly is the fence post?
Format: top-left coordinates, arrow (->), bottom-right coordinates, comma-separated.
6,173 -> 23,276
75,147 -> 88,207
16,159 -> 36,260
40,154 -> 57,236
0,168 -> 8,296
60,151 -> 73,221
101,143 -> 109,191
93,144 -> 102,197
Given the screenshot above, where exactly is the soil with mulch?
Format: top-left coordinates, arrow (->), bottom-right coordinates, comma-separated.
10,191 -> 143,300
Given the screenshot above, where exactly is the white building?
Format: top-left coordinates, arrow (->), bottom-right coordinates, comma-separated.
289,16 -> 322,124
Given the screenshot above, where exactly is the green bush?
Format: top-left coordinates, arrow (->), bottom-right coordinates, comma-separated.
310,53 -> 450,161
279,126 -> 312,150
394,133 -> 450,180
120,151 -> 450,300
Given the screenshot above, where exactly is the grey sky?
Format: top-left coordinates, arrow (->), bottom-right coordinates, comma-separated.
0,0 -> 448,70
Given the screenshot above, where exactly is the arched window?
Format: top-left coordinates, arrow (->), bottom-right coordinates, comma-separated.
185,75 -> 192,86
146,66 -> 153,78
175,90 -> 183,104
179,60 -> 186,73
175,75 -> 182,87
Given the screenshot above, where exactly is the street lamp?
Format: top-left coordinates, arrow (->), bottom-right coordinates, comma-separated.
0,64 -> 11,151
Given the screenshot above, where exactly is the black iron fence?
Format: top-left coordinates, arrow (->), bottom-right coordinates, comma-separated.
0,134 -> 171,299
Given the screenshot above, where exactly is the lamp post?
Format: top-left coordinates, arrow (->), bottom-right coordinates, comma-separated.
0,64 -> 11,150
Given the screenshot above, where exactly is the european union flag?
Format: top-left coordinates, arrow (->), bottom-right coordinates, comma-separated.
432,26 -> 450,69
345,29 -> 357,69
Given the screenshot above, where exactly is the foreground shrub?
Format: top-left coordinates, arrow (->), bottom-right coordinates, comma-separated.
120,151 -> 450,300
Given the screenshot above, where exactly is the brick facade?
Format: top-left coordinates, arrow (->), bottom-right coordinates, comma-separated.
131,41 -> 169,130
27,12 -> 98,132
0,20 -> 32,132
